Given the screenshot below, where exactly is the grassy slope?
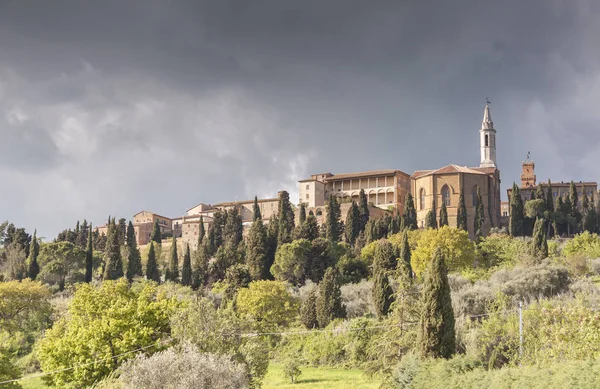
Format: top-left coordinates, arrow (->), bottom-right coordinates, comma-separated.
19,375 -> 46,389
263,363 -> 380,389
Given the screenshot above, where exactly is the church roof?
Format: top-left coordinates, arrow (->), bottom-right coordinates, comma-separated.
411,164 -> 493,179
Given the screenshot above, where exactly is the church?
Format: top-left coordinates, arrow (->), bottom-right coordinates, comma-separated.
411,102 -> 502,236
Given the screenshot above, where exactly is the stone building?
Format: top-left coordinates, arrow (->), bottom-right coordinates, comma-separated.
505,159 -> 598,215
298,169 -> 411,213
411,102 -> 502,237
133,211 -> 173,246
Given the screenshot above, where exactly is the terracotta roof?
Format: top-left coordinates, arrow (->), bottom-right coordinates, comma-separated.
213,197 -> 279,207
133,210 -> 172,221
411,164 -> 493,178
508,182 -> 598,191
185,202 -> 215,213
471,167 -> 498,174
325,169 -> 409,181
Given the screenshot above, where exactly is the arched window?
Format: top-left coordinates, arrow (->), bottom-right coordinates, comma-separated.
419,188 -> 426,210
485,134 -> 489,147
472,186 -> 479,206
316,209 -> 323,216
441,185 -> 451,207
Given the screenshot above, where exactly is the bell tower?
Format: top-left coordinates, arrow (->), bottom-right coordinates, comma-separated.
480,99 -> 497,168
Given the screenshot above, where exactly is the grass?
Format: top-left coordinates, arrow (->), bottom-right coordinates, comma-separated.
19,363 -> 381,389
263,363 -> 381,389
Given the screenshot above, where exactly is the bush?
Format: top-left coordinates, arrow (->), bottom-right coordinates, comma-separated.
282,356 -> 302,384
119,343 -> 248,389
476,234 -> 529,268
410,227 -> 475,277
340,280 -> 376,318
562,231 -> 600,258
236,280 -> 299,331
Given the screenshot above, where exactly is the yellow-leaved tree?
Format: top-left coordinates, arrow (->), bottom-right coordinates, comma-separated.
410,226 -> 475,277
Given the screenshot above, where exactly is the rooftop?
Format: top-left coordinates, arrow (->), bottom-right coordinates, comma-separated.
412,164 -> 496,179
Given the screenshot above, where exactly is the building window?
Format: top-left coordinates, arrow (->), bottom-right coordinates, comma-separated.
419,188 -> 426,210
306,194 -> 309,199
441,185 -> 451,207
485,134 -> 489,147
306,184 -> 309,190
472,186 -> 479,206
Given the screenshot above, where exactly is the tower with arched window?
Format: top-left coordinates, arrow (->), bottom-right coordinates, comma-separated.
480,101 -> 497,168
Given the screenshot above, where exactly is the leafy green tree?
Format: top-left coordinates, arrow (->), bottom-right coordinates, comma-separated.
410,226 -> 475,277
299,202 -> 307,225
166,236 -> 179,282
399,230 -> 413,279
0,279 -> 51,334
531,217 -> 548,258
253,195 -> 262,222
150,220 -> 162,244
418,247 -> 455,359
76,219 -> 89,249
0,350 -> 21,389
38,241 -> 85,291
306,237 -> 336,283
425,209 -> 437,229
27,230 -> 40,280
277,191 -> 295,247
403,193 -> 417,230
236,280 -> 299,331
373,239 -> 397,274
326,196 -> 341,242
316,267 -> 346,328
103,221 -> 124,280
474,186 -> 485,239
300,288 -> 319,329
373,269 -> 394,318
271,239 -> 311,286
439,202 -> 449,227
358,189 -> 370,232
246,217 -> 269,280
456,188 -> 467,231
223,263 -> 252,302
146,242 -> 161,283
198,216 -> 205,247
509,183 -> 525,237
125,222 -> 143,281
84,223 -> 93,282
345,202 -> 361,245
181,243 -> 192,286
38,279 -> 180,387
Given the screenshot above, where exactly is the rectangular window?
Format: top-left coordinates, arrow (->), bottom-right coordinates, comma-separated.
306,184 -> 309,190
306,194 -> 309,199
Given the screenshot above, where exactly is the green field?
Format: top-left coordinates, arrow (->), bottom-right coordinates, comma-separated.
19,363 -> 380,389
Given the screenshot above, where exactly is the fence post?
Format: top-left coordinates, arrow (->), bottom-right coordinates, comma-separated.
519,301 -> 523,357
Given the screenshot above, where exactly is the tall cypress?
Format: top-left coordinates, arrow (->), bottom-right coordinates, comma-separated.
246,216 -> 269,280
358,189 -> 370,232
425,209 -> 437,229
223,207 -> 243,248
456,188 -> 468,231
146,242 -> 161,283
403,193 -> 417,230
300,288 -> 319,329
150,220 -> 162,244
439,202 -> 449,227
345,202 -> 361,245
103,220 -> 124,280
473,187 -> 485,239
253,195 -> 262,222
546,179 -> 554,212
535,184 -> 545,201
399,230 -> 412,279
84,223 -> 93,282
27,230 -> 40,281
531,217 -> 548,258
198,216 -> 205,247
299,203 -> 307,225
570,181 -> 578,210
277,191 -> 295,247
372,270 -> 394,318
302,213 -> 320,241
125,221 -> 143,281
192,245 -> 208,289
325,196 -> 341,242
373,239 -> 397,273
166,236 -> 179,282
181,243 -> 192,286
509,183 -> 525,237
418,247 -> 455,359
117,218 -> 127,246
316,267 -> 346,328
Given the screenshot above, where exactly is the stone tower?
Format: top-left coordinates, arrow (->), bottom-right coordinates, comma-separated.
521,158 -> 536,188
479,101 -> 497,168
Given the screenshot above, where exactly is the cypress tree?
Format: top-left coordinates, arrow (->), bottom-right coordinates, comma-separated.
150,220 -> 162,244
425,209 -> 437,229
253,195 -> 262,221
418,247 -> 455,359
181,243 -> 192,286
473,187 -> 485,239
531,217 -> 548,258
205,224 -> 216,256
358,189 -> 370,232
198,216 -> 205,247
325,196 -> 341,242
246,216 -> 269,280
403,193 -> 417,230
302,213 -> 320,241
570,181 -> 578,210
509,183 -> 525,237
299,203 -> 307,225
117,218 -> 127,246
372,270 -> 394,318
277,191 -> 295,247
300,288 -> 319,329
316,267 -> 346,328
373,239 -> 397,273
77,220 -> 88,249
399,230 -> 412,279
439,202 -> 449,227
103,220 -> 124,280
84,223 -> 93,282
125,221 -> 143,281
211,211 -> 225,249
192,245 -> 208,289
345,202 -> 361,245
223,207 -> 243,248
146,242 -> 161,283
166,236 -> 179,282
456,188 -> 468,231
27,230 -> 40,281
546,180 -> 554,212
582,186 -> 590,212
265,215 -> 279,277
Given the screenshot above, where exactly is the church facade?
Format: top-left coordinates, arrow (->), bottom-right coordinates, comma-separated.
411,103 -> 502,236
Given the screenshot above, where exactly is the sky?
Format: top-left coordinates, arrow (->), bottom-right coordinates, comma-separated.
1,0 -> 600,239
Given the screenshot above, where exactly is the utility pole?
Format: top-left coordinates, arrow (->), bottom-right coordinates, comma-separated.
519,301 -> 523,358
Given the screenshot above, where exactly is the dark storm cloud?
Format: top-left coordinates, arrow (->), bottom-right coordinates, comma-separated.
0,0 -> 599,237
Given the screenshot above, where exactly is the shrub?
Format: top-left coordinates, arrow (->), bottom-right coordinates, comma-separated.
562,231 -> 600,258
476,234 -> 529,268
119,343 -> 248,389
236,280 -> 299,331
410,227 -> 475,277
340,280 -> 376,318
282,356 -> 302,384
490,262 -> 570,300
